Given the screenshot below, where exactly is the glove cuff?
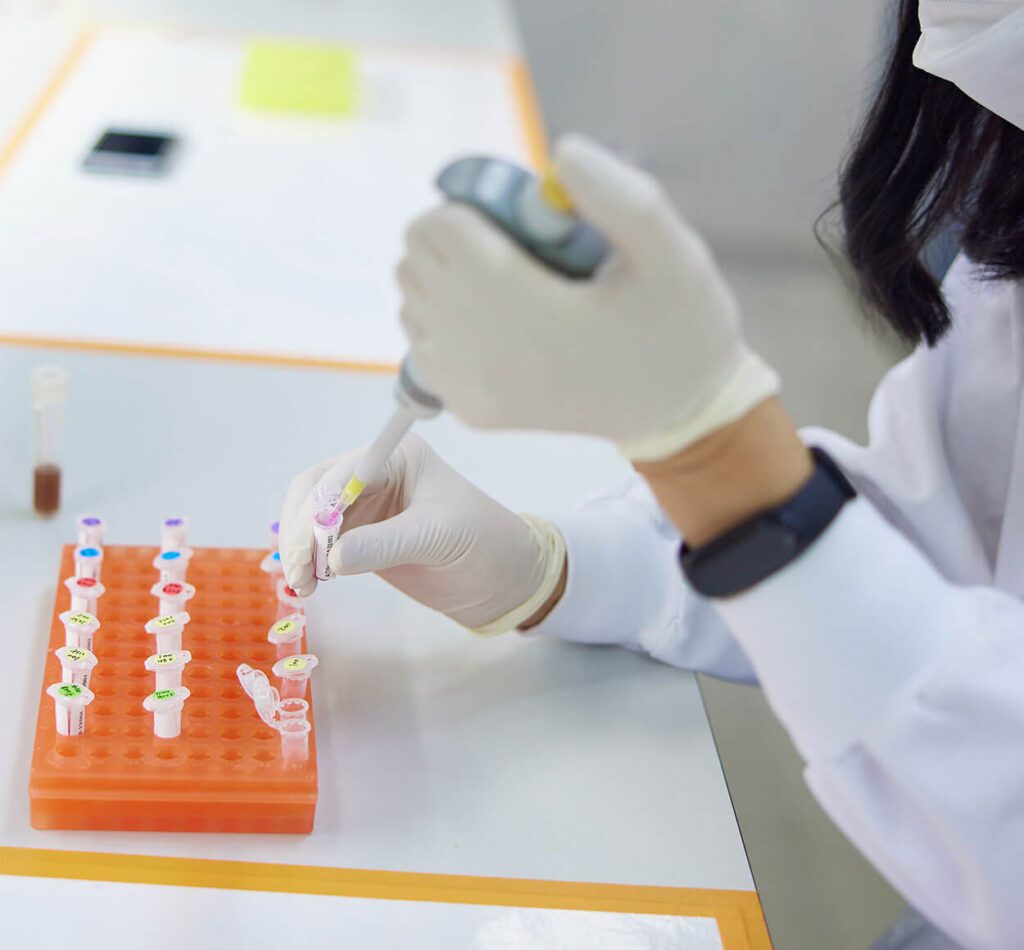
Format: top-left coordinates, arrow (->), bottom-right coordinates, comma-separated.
617,350 -> 780,462
469,514 -> 567,636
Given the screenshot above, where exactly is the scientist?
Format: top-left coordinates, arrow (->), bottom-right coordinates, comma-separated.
281,2 -> 1024,947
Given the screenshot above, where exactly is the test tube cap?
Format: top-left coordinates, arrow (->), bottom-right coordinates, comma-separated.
31,364 -> 69,408
143,686 -> 191,712
46,681 -> 95,708
76,514 -> 106,535
276,578 -> 307,610
152,548 -> 193,573
267,613 -> 306,646
272,653 -> 319,680
260,551 -> 283,575
144,610 -> 191,637
64,575 -> 105,601
55,645 -> 98,670
144,649 -> 192,673
149,580 -> 196,606
58,609 -> 100,638
73,545 -> 104,566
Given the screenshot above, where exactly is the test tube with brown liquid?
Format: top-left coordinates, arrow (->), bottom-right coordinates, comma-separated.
31,366 -> 68,517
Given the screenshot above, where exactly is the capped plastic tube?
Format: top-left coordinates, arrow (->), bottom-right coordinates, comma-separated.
160,516 -> 188,552
73,545 -> 103,581
277,697 -> 309,721
269,519 -> 280,549
47,682 -> 95,736
152,548 -> 193,584
58,609 -> 100,651
54,645 -> 98,688
64,575 -> 105,615
143,686 -> 190,738
272,653 -> 318,699
144,611 -> 191,653
76,514 -> 106,548
260,550 -> 284,591
276,718 -> 311,765
275,579 -> 307,620
144,649 -> 192,690
267,613 -> 306,659
313,507 -> 341,582
150,580 -> 195,617
31,364 -> 68,517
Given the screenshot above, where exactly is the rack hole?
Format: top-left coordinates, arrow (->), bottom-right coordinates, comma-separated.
220,686 -> 242,700
90,746 -> 110,759
191,706 -> 210,719
56,744 -> 78,758
154,747 -> 178,761
123,746 -> 143,760
124,725 -> 144,738
220,707 -> 242,720
191,686 -> 211,700
188,748 -> 209,761
187,726 -> 210,740
190,667 -> 211,680
253,750 -> 274,763
221,748 -> 241,762
221,727 -> 241,740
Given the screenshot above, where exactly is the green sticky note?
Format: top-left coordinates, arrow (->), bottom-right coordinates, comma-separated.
240,41 -> 358,117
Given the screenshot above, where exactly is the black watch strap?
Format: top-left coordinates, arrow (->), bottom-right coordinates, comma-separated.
679,447 -> 856,599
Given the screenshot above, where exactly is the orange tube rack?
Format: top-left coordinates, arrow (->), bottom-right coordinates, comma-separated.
30,544 -> 318,833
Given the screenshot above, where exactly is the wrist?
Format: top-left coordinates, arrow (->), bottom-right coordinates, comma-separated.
634,397 -> 812,546
518,554 -> 568,630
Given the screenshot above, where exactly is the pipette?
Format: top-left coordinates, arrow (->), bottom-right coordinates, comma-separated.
311,158 -> 609,581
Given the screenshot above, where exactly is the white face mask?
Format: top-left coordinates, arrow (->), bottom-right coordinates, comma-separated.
913,1 -> 1024,130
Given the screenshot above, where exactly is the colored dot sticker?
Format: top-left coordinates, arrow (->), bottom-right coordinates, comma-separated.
160,551 -> 181,561
82,517 -> 101,526
67,613 -> 93,626
282,657 -> 308,672
153,653 -> 177,665
272,552 -> 280,562
79,547 -> 99,557
77,577 -> 97,588
273,620 -> 296,636
153,688 -> 177,701
162,584 -> 183,595
283,586 -> 297,597
155,615 -> 178,628
64,648 -> 88,662
165,518 -> 183,527
58,684 -> 83,698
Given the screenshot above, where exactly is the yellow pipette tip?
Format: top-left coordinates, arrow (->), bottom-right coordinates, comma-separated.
338,475 -> 367,511
539,165 -> 573,213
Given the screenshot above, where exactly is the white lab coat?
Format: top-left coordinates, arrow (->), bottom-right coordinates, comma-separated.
535,254 -> 1024,950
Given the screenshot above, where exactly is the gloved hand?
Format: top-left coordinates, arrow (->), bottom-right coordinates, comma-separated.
398,134 -> 779,461
278,434 -> 565,634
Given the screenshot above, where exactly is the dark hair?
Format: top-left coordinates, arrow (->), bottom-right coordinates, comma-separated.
834,0 -> 1024,346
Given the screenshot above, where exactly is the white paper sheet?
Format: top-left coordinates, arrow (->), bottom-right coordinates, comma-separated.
0,24 -> 533,365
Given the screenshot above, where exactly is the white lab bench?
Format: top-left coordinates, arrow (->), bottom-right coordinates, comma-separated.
0,2 -> 768,947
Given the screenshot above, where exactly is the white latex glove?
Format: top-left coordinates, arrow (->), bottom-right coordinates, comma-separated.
398,134 -> 779,461
278,434 -> 565,634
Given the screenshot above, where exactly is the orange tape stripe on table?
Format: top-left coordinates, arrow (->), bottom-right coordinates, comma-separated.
0,847 -> 771,949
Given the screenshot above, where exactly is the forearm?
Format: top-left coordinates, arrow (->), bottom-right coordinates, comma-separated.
633,397 -> 813,546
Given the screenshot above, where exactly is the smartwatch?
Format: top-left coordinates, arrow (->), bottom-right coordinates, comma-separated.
680,447 -> 856,598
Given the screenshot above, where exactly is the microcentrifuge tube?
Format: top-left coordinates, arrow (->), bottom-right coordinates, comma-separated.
76,514 -> 106,548
277,718 -> 311,765
64,576 -> 105,615
55,645 -> 98,688
269,519 -> 280,549
47,682 -> 95,736
150,580 -> 195,618
160,516 -> 189,552
144,611 -> 191,653
152,548 -> 193,584
58,609 -> 100,651
144,650 -> 192,691
275,578 -> 307,620
31,365 -> 68,517
143,686 -> 190,738
272,653 -> 318,699
267,613 -> 306,659
73,545 -> 103,581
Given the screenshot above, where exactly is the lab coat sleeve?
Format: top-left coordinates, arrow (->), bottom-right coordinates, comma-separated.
714,496 -> 1024,950
534,475 -> 759,683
